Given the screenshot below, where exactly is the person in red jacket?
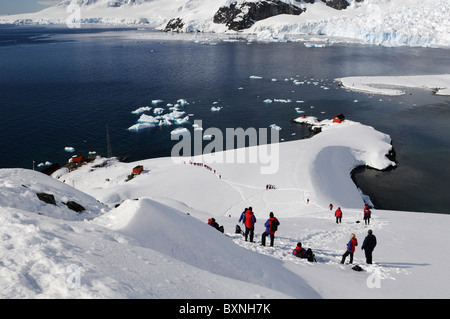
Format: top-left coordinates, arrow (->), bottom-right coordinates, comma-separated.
292,242 -> 307,258
341,233 -> 358,264
335,207 -> 343,224
363,204 -> 372,225
261,212 -> 280,247
242,207 -> 256,242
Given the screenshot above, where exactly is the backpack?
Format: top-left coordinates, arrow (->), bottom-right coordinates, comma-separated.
352,265 -> 363,271
306,248 -> 316,262
270,218 -> 278,232
235,224 -> 244,235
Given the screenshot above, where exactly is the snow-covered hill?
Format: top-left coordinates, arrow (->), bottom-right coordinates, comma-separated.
1,0 -> 449,47
2,118 -> 450,299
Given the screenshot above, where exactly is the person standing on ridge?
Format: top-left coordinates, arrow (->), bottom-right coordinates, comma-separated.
261,212 -> 280,247
362,229 -> 377,264
335,207 -> 343,224
243,207 -> 256,242
238,208 -> 247,224
364,204 -> 372,225
341,233 -> 358,264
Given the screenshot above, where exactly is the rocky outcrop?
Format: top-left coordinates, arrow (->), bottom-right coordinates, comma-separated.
36,192 -> 86,213
163,18 -> 185,32
213,0 -> 305,31
36,192 -> 56,205
63,200 -> 86,213
300,0 -> 364,10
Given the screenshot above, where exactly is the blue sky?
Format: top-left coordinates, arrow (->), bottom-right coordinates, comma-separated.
0,0 -> 58,15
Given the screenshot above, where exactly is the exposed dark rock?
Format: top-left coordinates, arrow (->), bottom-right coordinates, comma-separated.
213,0 -> 305,31
64,201 -> 86,213
36,192 -> 56,205
163,18 -> 185,32
321,0 -> 350,10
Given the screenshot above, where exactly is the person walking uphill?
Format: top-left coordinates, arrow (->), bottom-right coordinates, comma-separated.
335,207 -> 342,224
261,212 -> 280,247
243,207 -> 256,242
362,229 -> 377,264
341,233 -> 358,264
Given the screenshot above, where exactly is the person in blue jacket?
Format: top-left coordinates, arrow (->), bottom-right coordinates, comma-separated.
238,208 -> 247,224
261,212 -> 280,247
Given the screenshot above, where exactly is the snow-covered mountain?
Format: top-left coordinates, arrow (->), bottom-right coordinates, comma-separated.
2,117 -> 450,299
1,0 -> 449,47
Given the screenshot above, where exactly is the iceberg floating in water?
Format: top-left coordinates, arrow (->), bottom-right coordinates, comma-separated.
269,124 -> 281,130
171,128 -> 190,136
249,75 -> 262,80
274,99 -> 292,103
138,114 -> 159,124
153,108 -> 164,115
128,123 -> 156,131
65,147 -> 75,152
131,106 -> 152,114
175,116 -> 190,125
177,99 -> 189,106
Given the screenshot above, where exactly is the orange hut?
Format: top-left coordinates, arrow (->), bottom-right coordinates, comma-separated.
71,155 -> 84,163
133,165 -> 144,175
333,114 -> 345,123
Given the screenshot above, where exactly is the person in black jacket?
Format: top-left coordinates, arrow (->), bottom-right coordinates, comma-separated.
361,229 -> 377,264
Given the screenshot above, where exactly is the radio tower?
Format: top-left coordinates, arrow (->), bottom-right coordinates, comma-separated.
106,124 -> 113,158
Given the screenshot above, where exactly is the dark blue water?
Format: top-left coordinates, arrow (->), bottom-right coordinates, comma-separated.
1,25 -> 450,214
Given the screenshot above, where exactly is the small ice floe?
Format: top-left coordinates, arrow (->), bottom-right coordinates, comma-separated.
175,116 -> 190,125
171,128 -> 190,136
269,124 -> 281,130
131,106 -> 152,114
138,114 -> 159,124
249,75 -> 262,79
37,161 -> 52,168
151,99 -> 164,105
203,134 -> 213,140
177,99 -> 189,106
193,123 -> 203,130
274,99 -> 292,103
153,108 -> 164,115
263,99 -> 273,103
128,123 -> 156,131
293,80 -> 304,85
65,147 -> 75,152
271,78 -> 277,82
211,106 -> 222,111
304,43 -> 327,48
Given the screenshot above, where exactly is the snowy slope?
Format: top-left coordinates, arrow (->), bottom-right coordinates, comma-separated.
2,118 -> 450,299
1,0 -> 449,47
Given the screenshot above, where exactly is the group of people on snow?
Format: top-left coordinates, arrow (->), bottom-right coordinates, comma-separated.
209,203 -> 377,266
332,203 -> 376,264
238,207 -> 280,247
332,204 -> 372,225
341,230 -> 377,264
